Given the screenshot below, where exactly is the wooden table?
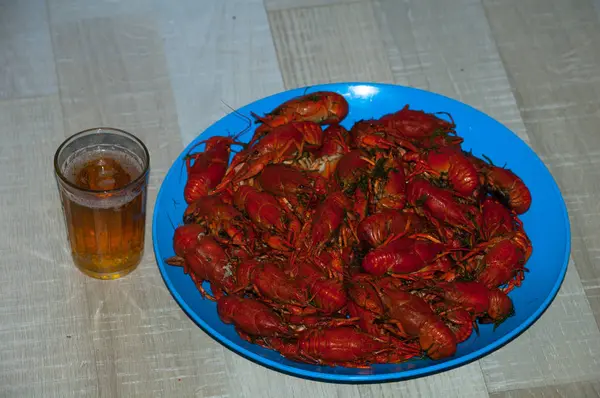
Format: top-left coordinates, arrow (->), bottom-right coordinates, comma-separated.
2,0 -> 600,396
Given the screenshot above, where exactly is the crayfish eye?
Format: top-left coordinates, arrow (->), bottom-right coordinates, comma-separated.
253,150 -> 259,155
299,184 -> 306,189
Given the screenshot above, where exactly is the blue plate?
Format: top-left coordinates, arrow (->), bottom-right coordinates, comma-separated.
152,82 -> 570,383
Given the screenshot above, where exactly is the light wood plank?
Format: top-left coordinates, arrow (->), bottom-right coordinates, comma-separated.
2,0 -> 595,396
265,0 -> 361,12
223,353 -> 363,398
592,0 -> 600,19
50,14 -> 229,397
47,0 -> 154,24
373,0 -> 600,393
268,1 -> 394,89
490,380 -> 600,398
157,0 -> 285,146
482,0 -> 600,390
0,0 -> 57,99
483,0 -> 600,330
373,0 -> 528,140
360,362 -> 489,398
0,96 -> 99,397
479,261 -> 600,392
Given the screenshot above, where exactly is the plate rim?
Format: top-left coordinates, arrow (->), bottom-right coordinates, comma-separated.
152,81 -> 572,383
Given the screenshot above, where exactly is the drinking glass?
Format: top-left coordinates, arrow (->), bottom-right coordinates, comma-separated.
54,128 -> 150,279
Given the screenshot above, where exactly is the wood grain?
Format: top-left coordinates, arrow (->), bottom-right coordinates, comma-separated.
373,0 -> 600,393
0,0 -> 57,99
157,0 -> 285,146
268,1 -> 394,89
0,0 -> 598,396
373,0 -> 528,139
223,353 -> 363,398
359,362 -> 489,398
482,0 -> 600,390
483,0 -> 600,330
265,0 -> 362,12
0,96 -> 98,397
490,380 -> 600,398
49,14 -> 226,397
47,0 -> 154,24
479,261 -> 600,392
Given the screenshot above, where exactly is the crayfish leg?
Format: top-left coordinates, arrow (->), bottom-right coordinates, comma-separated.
502,271 -> 525,294
165,255 -> 186,268
195,282 -> 216,301
382,320 -> 411,339
262,233 -> 295,252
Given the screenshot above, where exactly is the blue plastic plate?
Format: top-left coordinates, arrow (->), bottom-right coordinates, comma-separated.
152,82 -> 570,383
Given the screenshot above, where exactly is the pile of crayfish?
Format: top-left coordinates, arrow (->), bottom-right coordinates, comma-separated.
166,90 -> 533,368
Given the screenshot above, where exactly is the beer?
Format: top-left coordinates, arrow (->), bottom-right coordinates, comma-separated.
54,128 -> 150,280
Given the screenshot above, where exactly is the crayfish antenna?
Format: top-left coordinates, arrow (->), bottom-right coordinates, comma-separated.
249,111 -> 267,125
183,141 -> 206,159
167,213 -> 178,231
221,99 -> 252,128
178,153 -> 192,185
433,110 -> 456,127
481,153 -> 495,166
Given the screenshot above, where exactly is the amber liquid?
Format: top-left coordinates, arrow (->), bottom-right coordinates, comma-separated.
59,148 -> 147,279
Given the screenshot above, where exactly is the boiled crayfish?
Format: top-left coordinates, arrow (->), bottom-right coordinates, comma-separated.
166,91 -> 533,368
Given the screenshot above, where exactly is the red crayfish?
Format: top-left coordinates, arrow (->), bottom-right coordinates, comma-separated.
249,91 -> 349,146
166,94 -> 534,368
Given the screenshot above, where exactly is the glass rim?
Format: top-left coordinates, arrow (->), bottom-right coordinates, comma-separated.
53,127 -> 150,195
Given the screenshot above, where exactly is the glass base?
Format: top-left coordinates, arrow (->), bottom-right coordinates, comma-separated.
74,261 -> 140,280
70,249 -> 143,280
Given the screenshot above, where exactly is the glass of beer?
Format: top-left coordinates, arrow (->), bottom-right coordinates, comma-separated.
54,128 -> 150,280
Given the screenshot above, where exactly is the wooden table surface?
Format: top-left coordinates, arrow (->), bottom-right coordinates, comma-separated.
2,0 -> 600,397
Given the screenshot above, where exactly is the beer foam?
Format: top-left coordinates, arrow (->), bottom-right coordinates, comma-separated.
59,146 -> 147,209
